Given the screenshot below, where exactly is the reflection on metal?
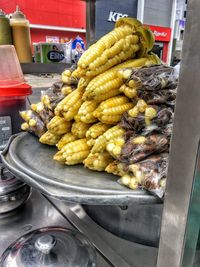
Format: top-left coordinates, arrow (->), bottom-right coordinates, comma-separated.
86,0 -> 96,47
1,133 -> 160,206
157,0 -> 200,266
181,147 -> 200,267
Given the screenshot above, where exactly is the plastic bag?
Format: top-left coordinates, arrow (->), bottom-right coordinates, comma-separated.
136,88 -> 176,106
20,110 -> 46,137
120,105 -> 173,134
125,64 -> 177,91
71,36 -> 85,63
119,133 -> 169,164
31,102 -> 54,125
135,153 -> 168,198
41,81 -> 65,110
119,153 -> 168,198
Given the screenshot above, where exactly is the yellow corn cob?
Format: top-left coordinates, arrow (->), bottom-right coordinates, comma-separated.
54,89 -> 83,118
31,102 -> 45,113
85,44 -> 140,79
128,106 -> 139,117
83,57 -> 153,101
128,99 -> 148,117
39,131 -> 62,146
61,85 -> 73,96
56,133 -> 77,150
76,100 -> 98,123
61,69 -> 79,85
119,84 -> 137,99
20,110 -> 40,129
41,95 -> 51,110
62,138 -> 90,165
120,175 -> 139,189
91,135 -> 107,153
47,116 -> 72,135
136,99 -> 148,112
84,151 -> 113,171
77,77 -> 90,91
62,69 -> 72,77
128,164 -> 144,184
91,125 -> 125,153
86,122 -> 111,147
145,107 -> 157,126
78,24 -> 137,71
71,121 -> 92,138
20,110 -> 33,122
63,99 -> 83,121
86,138 -> 95,147
53,150 -> 66,163
94,89 -> 121,102
106,136 -> 125,158
21,122 -> 29,131
105,161 -> 126,176
65,151 -> 90,165
132,136 -> 146,145
93,96 -> 134,124
86,122 -> 111,139
75,18 -> 155,79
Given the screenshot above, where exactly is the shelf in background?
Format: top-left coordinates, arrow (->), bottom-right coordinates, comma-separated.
21,63 -> 72,74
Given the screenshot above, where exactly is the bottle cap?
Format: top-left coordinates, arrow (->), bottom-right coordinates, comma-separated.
0,9 -> 6,17
11,6 -> 26,19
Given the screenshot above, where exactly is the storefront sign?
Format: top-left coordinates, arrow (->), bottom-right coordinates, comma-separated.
108,11 -> 128,22
147,25 -> 172,42
95,0 -> 137,39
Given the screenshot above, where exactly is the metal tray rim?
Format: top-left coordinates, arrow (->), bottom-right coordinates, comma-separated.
1,133 -> 161,205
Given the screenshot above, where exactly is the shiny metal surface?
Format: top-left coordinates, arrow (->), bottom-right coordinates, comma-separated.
1,133 -> 160,205
0,163 -> 25,195
48,198 -> 200,267
157,1 -> 200,266
0,190 -> 110,267
84,204 -> 163,247
1,227 -> 97,267
0,184 -> 30,214
48,197 -> 159,267
35,234 -> 57,253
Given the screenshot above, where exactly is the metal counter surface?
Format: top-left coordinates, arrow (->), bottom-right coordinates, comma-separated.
0,190 -> 110,267
47,196 -> 158,267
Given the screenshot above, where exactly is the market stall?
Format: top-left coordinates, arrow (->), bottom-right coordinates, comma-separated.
0,0 -> 200,266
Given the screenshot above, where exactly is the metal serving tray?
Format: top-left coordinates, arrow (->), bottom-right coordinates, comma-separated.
1,132 -> 160,205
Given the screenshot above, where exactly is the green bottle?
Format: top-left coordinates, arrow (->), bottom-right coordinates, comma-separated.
0,9 -> 12,45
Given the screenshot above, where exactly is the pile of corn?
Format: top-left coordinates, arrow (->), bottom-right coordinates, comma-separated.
20,17 -> 173,197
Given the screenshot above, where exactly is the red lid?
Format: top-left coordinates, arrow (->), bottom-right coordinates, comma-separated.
0,82 -> 32,97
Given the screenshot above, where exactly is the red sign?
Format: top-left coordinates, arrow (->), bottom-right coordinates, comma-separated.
147,25 -> 172,42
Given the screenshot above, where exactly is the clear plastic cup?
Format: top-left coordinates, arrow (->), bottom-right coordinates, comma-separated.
0,45 -> 31,146
0,45 -> 25,87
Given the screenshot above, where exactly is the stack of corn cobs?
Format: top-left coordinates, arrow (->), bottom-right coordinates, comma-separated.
20,18 -> 177,198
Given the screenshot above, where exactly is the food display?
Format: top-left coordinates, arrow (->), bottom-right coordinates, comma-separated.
20,17 -> 177,199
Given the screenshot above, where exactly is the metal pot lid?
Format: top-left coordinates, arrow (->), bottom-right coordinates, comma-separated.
0,227 -> 97,267
0,164 -> 24,195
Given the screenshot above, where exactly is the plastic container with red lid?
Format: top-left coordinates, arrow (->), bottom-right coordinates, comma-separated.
0,45 -> 32,149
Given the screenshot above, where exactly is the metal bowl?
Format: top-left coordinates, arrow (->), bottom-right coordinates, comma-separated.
0,184 -> 31,214
85,203 -> 164,247
84,204 -> 200,248
0,163 -> 31,214
0,226 -> 97,267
